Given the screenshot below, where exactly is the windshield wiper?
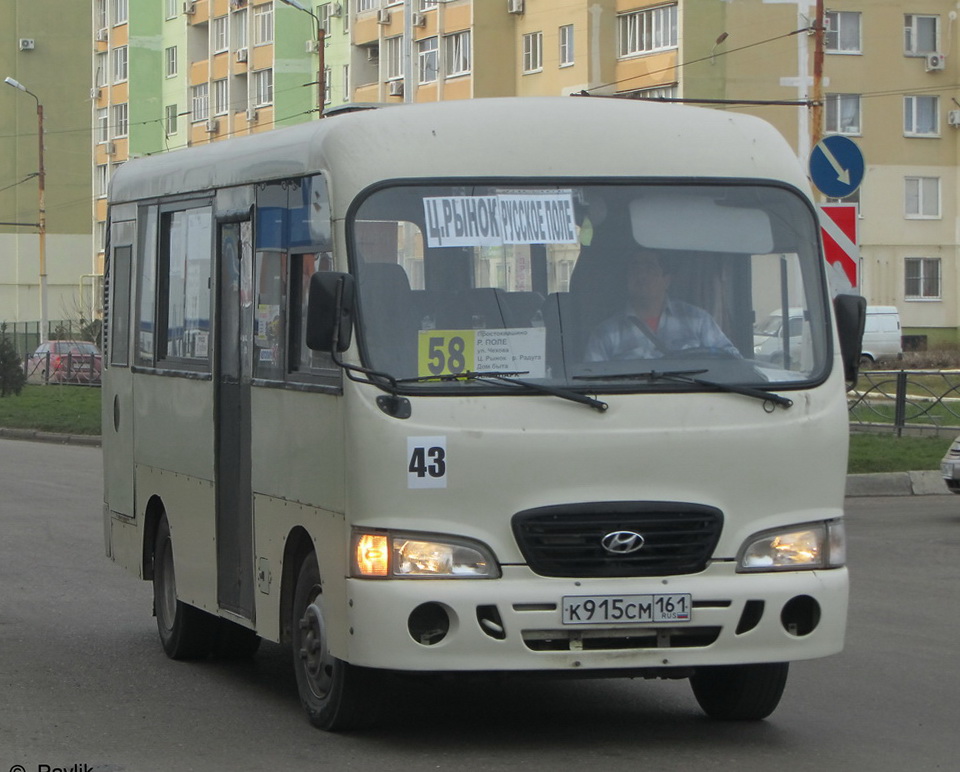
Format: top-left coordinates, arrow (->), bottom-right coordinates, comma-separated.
575,369 -> 793,409
396,370 -> 608,412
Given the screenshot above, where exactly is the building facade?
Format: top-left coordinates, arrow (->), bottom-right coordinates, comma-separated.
84,0 -> 960,344
1,0 -> 94,327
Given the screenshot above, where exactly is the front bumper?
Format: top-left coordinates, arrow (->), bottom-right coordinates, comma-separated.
342,562 -> 848,672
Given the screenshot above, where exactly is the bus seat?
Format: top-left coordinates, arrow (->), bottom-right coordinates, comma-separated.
358,262 -> 419,378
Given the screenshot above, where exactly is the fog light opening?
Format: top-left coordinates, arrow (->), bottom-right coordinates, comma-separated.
781,595 -> 821,637
476,604 -> 506,640
408,602 -> 451,646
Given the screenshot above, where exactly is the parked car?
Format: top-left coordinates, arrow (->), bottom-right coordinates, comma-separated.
27,340 -> 102,384
941,436 -> 960,494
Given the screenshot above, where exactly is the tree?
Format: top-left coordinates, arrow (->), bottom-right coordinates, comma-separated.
0,324 -> 27,397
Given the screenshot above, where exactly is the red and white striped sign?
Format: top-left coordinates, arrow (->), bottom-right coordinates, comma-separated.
818,203 -> 859,294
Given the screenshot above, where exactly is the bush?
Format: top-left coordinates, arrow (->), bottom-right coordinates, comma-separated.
0,324 -> 27,397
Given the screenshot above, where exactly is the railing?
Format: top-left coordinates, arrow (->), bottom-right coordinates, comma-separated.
848,369 -> 960,435
23,351 -> 102,386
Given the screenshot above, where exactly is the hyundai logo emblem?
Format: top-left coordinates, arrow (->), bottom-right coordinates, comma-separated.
601,530 -> 645,555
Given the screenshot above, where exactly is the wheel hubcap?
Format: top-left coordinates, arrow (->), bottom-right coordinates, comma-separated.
298,599 -> 333,698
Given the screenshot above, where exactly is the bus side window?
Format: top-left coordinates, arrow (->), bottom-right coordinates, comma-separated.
290,252 -> 336,376
253,251 -> 287,380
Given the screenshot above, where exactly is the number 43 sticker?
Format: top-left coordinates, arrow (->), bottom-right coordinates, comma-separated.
407,436 -> 448,489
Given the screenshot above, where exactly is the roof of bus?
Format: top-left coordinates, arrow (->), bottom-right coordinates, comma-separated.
108,97 -> 811,207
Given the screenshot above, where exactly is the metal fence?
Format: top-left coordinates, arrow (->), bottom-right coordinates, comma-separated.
0,320 -> 101,362
848,369 -> 960,436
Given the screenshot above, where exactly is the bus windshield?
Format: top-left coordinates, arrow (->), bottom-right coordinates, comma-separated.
350,182 -> 830,394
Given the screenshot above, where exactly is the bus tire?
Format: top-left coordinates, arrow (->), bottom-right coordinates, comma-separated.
292,552 -> 379,731
690,662 -> 789,721
153,516 -> 217,660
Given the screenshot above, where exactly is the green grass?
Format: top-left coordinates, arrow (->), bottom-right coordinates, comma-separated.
847,432 -> 952,474
0,385 -> 101,435
0,385 -> 953,473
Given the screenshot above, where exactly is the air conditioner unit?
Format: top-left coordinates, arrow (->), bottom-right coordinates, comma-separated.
105,141 -> 116,156
90,87 -> 101,99
949,110 -> 960,127
377,9 -> 391,24
306,39 -> 321,53
205,118 -> 219,132
329,3 -> 343,17
245,108 -> 258,122
19,38 -> 35,51
412,13 -> 426,27
366,46 -> 379,61
507,0 -> 524,14
925,53 -> 946,71
230,0 -> 247,8
183,2 -> 196,16
236,47 -> 248,62
95,28 -> 109,42
388,80 -> 404,96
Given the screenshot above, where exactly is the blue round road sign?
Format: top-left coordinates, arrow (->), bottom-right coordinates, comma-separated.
809,135 -> 865,198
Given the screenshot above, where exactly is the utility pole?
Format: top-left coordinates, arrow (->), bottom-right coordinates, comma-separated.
811,0 -> 825,149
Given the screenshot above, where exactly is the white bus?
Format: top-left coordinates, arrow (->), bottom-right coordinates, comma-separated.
102,97 -> 865,730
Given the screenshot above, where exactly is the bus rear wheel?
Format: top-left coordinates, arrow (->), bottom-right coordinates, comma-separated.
291,553 -> 379,731
153,516 -> 217,660
690,662 -> 789,721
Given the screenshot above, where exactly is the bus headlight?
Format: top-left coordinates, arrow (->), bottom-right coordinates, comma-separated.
352,529 -> 500,579
737,520 -> 845,572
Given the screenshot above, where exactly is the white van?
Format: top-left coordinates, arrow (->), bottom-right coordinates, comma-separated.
755,305 -> 899,366
860,306 -> 902,363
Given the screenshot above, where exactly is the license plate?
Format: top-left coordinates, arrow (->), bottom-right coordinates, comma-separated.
561,593 -> 692,625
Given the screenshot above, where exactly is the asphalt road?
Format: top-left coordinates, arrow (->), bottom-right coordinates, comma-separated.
0,438 -> 957,771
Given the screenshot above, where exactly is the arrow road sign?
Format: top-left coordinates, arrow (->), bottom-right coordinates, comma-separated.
809,135 -> 865,198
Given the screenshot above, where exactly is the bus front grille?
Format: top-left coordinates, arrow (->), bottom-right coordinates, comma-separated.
511,502 -> 723,578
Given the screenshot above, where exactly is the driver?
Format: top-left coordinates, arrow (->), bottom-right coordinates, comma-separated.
584,249 -> 739,362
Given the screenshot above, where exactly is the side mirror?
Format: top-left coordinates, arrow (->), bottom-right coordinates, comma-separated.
306,272 -> 355,353
834,293 -> 867,388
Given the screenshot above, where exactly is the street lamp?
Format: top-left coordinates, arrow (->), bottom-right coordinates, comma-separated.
4,76 -> 48,344
279,0 -> 326,118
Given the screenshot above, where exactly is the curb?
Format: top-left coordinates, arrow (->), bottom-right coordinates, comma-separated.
0,430 -> 952,497
0,427 -> 101,448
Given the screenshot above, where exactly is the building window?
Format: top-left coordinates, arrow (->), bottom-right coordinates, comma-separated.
214,79 -> 229,116
559,24 -> 574,67
343,64 -> 350,101
112,45 -> 128,83
905,176 -> 940,219
96,52 -> 108,87
357,0 -> 376,11
111,103 -> 128,137
254,4 -> 274,46
112,0 -> 128,25
523,32 -> 543,74
905,257 -> 941,299
214,16 -> 229,53
165,104 -> 179,136
418,37 -> 438,84
420,0 -> 439,9
96,0 -> 107,30
96,164 -> 108,198
254,68 -> 273,107
904,95 -> 939,136
192,83 -> 210,121
445,30 -> 471,77
96,108 -> 109,143
619,3 -> 678,58
825,11 -> 860,53
825,93 -> 861,135
165,46 -> 178,78
384,36 -> 403,80
905,14 -> 939,55
166,0 -> 178,20
234,9 -> 248,49
324,65 -> 331,104
630,84 -> 678,100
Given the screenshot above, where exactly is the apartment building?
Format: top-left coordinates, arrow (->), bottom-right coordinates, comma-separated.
84,0 -> 960,344
1,0 -> 94,326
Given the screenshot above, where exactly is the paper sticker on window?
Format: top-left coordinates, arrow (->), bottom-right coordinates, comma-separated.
408,436 -> 447,489
423,192 -> 577,248
417,328 -> 546,379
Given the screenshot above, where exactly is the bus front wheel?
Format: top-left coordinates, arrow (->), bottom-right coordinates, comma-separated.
153,516 -> 217,659
690,662 -> 789,720
292,553 -> 379,731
